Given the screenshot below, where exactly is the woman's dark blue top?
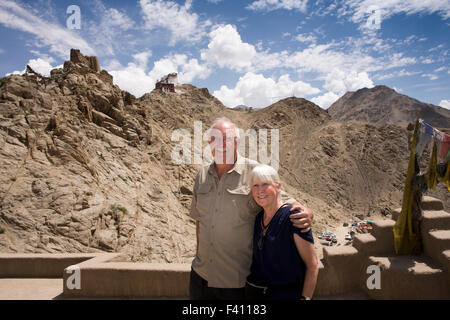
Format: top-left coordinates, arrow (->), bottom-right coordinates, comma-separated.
248,204 -> 314,298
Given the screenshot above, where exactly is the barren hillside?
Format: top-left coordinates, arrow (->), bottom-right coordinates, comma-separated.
328,85 -> 450,129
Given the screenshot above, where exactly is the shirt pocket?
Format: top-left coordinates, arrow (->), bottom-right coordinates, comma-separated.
196,182 -> 213,216
226,185 -> 255,223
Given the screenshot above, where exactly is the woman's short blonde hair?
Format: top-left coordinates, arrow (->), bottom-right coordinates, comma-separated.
249,165 -> 281,198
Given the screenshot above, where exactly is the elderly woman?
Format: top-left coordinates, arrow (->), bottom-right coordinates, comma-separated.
245,164 -> 319,300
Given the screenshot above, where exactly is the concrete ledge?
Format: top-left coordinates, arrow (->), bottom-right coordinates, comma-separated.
0,253 -> 101,278
368,220 -> 395,255
442,250 -> 450,275
323,246 -> 358,261
371,220 -> 395,238
320,246 -> 364,295
391,208 -> 401,221
353,234 -> 376,254
422,210 -> 450,232
63,263 -> 190,298
314,259 -> 330,296
365,255 -> 450,299
423,230 -> 450,269
421,196 -> 444,211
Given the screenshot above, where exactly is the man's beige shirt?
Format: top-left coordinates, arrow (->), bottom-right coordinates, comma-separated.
189,154 -> 295,288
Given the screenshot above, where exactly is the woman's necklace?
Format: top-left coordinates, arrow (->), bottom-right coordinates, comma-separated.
258,204 -> 285,249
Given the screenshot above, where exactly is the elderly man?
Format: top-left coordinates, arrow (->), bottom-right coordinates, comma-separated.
189,117 -> 313,300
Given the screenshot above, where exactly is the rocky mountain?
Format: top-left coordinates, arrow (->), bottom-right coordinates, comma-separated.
233,105 -> 252,111
328,85 -> 450,129
0,50 -> 448,262
0,50 -> 226,262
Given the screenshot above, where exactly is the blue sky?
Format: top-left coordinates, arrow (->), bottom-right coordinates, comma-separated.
0,0 -> 449,110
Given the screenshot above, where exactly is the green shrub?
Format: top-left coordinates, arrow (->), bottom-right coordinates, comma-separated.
71,83 -> 91,91
117,175 -> 127,183
110,204 -> 128,215
0,78 -> 8,89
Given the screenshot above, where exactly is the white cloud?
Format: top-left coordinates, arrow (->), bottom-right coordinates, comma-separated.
421,73 -> 438,80
252,50 -> 290,72
199,24 -> 416,99
148,54 -> 211,83
0,0 -> 94,58
422,58 -> 434,64
0,48 -> 4,54
311,91 -> 341,109
6,57 -> 62,77
103,59 -> 123,71
294,33 -> 317,43
105,8 -> 134,30
429,44 -> 445,52
440,99 -> 450,110
375,69 -> 420,81
147,57 -> 179,82
339,0 -> 450,29
324,68 -> 374,93
110,60 -> 155,98
179,57 -> 211,83
85,3 -> 135,56
27,58 -> 60,76
213,72 -> 320,108
382,52 -> 416,70
434,66 -> 446,73
285,43 -> 380,75
201,24 -> 257,72
109,52 -> 210,97
140,0 -> 210,45
247,0 -> 309,12
132,51 -> 153,70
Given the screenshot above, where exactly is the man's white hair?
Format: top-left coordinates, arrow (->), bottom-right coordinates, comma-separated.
207,117 -> 241,141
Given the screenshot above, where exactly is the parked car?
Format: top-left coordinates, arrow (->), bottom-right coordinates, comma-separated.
331,237 -> 337,243
345,234 -> 352,241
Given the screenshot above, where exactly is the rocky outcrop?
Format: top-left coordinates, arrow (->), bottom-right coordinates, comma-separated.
69,49 -> 100,73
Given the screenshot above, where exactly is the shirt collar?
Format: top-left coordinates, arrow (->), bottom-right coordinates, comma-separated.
207,153 -> 245,176
232,153 -> 246,175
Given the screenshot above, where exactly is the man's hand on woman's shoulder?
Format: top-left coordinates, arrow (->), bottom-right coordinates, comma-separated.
289,202 -> 313,232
